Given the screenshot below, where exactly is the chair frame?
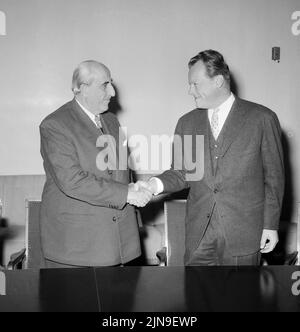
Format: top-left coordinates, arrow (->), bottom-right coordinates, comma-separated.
156,200 -> 186,266
7,199 -> 41,269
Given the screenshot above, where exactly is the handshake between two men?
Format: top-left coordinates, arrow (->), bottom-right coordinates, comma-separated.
127,179 -> 158,207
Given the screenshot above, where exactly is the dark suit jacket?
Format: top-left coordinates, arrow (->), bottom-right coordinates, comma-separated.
157,97 -> 284,262
39,99 -> 141,266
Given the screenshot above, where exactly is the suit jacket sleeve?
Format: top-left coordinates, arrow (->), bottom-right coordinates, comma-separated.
261,111 -> 285,230
40,120 -> 128,210
157,118 -> 189,193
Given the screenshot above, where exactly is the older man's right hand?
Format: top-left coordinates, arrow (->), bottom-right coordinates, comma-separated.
127,183 -> 153,207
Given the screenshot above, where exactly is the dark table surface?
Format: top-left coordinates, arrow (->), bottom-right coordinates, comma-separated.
0,266 -> 299,312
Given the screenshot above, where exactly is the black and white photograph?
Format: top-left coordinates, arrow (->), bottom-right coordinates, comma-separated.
0,0 -> 299,315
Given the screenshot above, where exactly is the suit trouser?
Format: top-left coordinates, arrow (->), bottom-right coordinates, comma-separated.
187,205 -> 261,266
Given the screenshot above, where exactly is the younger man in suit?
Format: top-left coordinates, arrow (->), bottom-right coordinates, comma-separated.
140,50 -> 284,266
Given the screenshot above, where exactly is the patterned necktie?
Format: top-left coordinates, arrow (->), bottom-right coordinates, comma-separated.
94,114 -> 104,134
211,108 -> 220,140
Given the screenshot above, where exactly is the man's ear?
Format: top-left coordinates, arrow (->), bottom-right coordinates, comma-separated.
80,83 -> 88,97
215,75 -> 225,88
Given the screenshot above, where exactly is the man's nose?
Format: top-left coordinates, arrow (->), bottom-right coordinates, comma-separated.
108,83 -> 116,97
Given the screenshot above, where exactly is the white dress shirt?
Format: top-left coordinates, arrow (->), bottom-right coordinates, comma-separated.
208,93 -> 235,139
152,93 -> 236,195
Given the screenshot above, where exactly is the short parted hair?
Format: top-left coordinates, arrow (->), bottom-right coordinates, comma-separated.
71,60 -> 107,95
188,50 -> 231,85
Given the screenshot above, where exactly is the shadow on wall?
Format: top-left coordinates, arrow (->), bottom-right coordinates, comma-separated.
230,73 -> 239,97
108,84 -> 123,117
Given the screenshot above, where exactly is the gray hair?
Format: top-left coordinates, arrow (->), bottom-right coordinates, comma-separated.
71,60 -> 108,95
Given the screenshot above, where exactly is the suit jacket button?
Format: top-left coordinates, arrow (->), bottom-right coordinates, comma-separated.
112,216 -> 117,222
214,189 -> 218,194
207,214 -> 210,218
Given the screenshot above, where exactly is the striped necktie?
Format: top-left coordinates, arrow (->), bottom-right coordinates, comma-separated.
94,114 -> 104,134
211,108 -> 220,140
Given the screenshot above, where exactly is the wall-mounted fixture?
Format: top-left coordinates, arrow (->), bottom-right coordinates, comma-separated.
0,11 -> 6,36
272,47 -> 280,63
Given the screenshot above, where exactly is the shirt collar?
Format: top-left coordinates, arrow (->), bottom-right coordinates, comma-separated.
209,93 -> 235,114
75,98 -> 98,126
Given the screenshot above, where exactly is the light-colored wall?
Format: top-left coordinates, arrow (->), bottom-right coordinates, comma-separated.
0,0 -> 299,221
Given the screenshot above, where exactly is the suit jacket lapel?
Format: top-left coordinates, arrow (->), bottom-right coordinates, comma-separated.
72,99 -> 119,172
71,99 -> 100,139
196,110 -> 214,187
219,98 -> 248,158
101,112 -> 118,169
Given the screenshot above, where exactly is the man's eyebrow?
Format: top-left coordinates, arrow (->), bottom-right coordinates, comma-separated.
103,78 -> 113,85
